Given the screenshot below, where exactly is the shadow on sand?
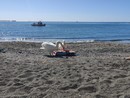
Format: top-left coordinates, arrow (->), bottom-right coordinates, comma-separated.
44,55 -> 77,58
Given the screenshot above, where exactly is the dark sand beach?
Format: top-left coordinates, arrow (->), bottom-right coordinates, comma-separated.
0,42 -> 130,98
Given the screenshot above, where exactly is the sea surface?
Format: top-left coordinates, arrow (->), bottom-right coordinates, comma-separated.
0,21 -> 130,42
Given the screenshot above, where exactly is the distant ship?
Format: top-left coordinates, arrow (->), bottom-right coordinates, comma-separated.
31,21 -> 46,26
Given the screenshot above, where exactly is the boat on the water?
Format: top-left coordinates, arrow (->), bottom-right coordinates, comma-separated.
31,21 -> 46,26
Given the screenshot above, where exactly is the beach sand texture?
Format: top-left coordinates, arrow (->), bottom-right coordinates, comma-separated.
0,42 -> 130,98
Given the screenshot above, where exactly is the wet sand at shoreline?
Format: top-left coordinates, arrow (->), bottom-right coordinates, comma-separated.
0,42 -> 130,98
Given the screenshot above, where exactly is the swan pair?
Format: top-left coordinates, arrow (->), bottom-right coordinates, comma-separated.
40,41 -> 66,55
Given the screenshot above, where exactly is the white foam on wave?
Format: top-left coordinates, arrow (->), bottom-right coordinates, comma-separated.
0,37 -> 96,43
2,37 -> 130,43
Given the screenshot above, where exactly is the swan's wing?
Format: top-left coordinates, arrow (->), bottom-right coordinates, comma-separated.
41,42 -> 56,47
40,42 -> 57,54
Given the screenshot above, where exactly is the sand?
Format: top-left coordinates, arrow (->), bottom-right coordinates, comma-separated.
0,42 -> 130,98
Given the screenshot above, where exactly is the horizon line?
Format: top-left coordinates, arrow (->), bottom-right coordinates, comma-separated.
0,20 -> 130,23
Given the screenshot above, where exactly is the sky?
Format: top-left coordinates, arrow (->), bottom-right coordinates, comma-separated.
0,0 -> 130,22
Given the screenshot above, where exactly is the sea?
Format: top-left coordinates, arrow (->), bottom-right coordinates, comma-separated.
0,21 -> 130,43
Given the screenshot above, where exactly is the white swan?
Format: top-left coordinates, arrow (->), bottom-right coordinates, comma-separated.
40,41 -> 65,55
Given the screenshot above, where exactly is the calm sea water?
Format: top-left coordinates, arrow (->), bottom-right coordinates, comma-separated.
0,22 -> 130,42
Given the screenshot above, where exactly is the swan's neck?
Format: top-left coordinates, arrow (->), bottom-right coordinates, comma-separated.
56,41 -> 64,50
62,40 -> 65,45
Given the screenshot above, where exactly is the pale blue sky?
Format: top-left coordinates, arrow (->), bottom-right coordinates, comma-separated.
0,0 -> 130,22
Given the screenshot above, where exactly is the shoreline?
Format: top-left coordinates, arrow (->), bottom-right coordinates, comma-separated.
0,42 -> 130,97
0,39 -> 130,44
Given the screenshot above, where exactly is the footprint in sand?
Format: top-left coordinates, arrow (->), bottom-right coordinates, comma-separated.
37,86 -> 49,92
18,70 -> 33,78
7,86 -> 19,93
26,76 -> 34,82
78,85 -> 97,93
0,81 -> 7,86
19,86 -> 33,94
13,82 -> 24,86
94,94 -> 107,98
59,83 -> 78,90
